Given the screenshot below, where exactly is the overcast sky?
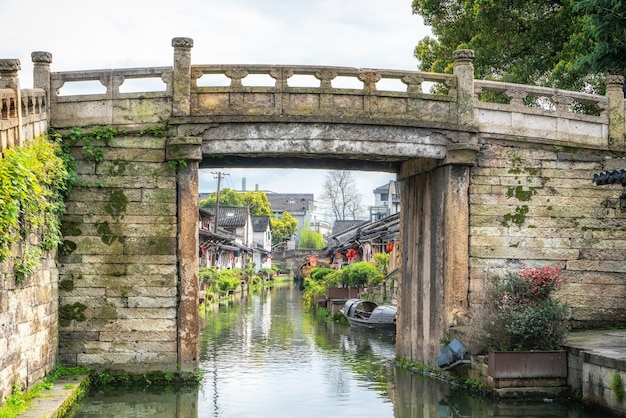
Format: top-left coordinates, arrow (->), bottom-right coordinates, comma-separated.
1,0 -> 432,212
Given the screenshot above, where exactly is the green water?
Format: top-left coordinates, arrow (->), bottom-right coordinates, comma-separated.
72,282 -> 606,417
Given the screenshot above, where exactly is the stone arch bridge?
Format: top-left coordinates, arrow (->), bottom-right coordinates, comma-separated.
1,37 -> 625,376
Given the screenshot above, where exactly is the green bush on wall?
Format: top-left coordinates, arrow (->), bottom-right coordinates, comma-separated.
0,135 -> 74,282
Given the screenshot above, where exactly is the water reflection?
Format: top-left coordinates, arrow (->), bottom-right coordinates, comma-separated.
73,282 -> 602,417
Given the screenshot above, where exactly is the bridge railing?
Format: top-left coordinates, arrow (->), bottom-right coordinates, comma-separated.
474,79 -> 614,149
188,64 -> 458,124
0,58 -> 48,153
48,67 -> 173,128
3,38 -> 626,150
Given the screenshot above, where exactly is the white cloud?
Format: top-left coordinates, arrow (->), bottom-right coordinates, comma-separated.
2,0 -> 430,218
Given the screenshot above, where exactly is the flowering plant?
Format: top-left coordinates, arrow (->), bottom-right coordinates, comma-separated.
470,265 -> 569,352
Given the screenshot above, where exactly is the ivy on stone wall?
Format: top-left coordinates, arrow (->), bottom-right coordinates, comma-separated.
0,136 -> 75,283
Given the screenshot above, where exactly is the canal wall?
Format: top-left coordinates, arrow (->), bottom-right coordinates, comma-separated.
0,58 -> 57,405
467,143 -> 626,329
0,250 -> 58,405
56,132 -> 188,373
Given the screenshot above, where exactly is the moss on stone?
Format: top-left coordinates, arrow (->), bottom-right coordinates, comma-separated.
59,279 -> 75,291
107,159 -> 128,176
95,221 -> 124,245
502,205 -> 529,227
59,303 -> 87,327
104,189 -> 128,220
61,221 -> 83,236
506,185 -> 536,202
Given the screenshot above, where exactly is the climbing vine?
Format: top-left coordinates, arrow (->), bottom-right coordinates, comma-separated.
61,125 -> 117,162
0,135 -> 75,283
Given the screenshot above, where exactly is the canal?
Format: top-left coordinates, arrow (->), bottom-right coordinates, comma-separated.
73,281 -> 604,417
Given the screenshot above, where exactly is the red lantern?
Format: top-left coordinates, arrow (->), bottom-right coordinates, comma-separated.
346,248 -> 358,261
386,242 -> 394,253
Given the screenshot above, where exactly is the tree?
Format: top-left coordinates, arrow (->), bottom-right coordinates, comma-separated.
240,191 -> 272,216
199,188 -> 242,208
298,222 -> 326,249
320,170 -> 366,221
270,211 -> 298,246
200,189 -> 271,216
411,0 -> 598,91
575,0 -> 626,76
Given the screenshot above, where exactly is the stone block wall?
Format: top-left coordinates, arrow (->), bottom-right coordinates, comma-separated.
0,250 -> 58,404
469,141 -> 626,327
57,134 -> 180,372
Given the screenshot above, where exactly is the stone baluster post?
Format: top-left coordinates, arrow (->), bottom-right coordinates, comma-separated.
453,49 -> 475,126
607,75 -> 625,150
32,51 -> 52,115
172,37 -> 194,117
0,59 -> 22,144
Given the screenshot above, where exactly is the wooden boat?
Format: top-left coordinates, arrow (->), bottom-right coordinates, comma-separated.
342,299 -> 397,332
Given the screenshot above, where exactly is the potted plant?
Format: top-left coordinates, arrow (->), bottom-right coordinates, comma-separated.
469,265 -> 570,388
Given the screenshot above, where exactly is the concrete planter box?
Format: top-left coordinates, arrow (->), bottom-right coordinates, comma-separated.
488,350 -> 567,389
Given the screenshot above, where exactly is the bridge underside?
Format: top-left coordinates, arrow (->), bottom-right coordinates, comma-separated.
200,155 -> 401,172
177,122 -> 474,172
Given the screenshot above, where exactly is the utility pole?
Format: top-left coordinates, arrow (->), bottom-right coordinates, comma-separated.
211,171 -> 229,232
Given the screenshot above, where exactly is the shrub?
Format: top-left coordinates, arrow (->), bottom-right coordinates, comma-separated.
470,265 -> 569,352
216,270 -> 241,293
199,267 -> 218,287
340,261 -> 383,288
310,267 -> 334,282
374,252 -> 390,275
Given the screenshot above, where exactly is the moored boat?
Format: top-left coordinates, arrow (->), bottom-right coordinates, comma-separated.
342,299 -> 397,332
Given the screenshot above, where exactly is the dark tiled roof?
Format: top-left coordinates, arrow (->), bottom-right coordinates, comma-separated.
267,193 -> 314,212
252,216 -> 271,232
216,206 -> 249,227
594,169 -> 626,186
331,219 -> 368,235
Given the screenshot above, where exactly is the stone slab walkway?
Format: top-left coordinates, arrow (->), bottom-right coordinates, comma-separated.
564,329 -> 626,369
19,375 -> 89,418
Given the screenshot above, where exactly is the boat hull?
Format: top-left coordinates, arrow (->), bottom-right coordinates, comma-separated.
342,299 -> 397,332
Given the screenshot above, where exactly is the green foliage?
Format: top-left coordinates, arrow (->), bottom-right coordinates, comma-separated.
412,0 -> 601,91
374,253 -> 390,275
216,269 -> 241,293
271,211 -> 298,245
199,189 -> 272,216
310,267 -> 335,282
64,125 -> 117,162
140,123 -> 170,137
575,0 -> 626,76
298,223 -> 326,249
301,277 -> 327,312
0,364 -> 90,418
168,159 -> 188,171
339,261 -> 383,288
14,247 -> 43,284
470,266 -> 569,352
315,307 -> 332,323
0,135 -> 74,281
240,191 -> 272,216
610,372 -> 625,403
199,267 -> 219,286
